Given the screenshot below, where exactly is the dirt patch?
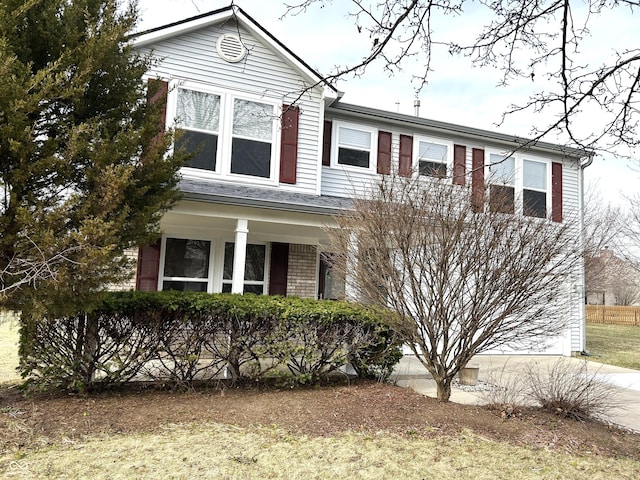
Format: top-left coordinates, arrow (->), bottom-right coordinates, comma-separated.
1,381 -> 638,458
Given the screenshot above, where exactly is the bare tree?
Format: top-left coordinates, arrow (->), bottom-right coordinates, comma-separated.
326,175 -> 579,402
285,0 -> 640,151
582,186 -> 626,303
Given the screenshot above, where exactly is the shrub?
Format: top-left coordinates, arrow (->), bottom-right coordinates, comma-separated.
481,360 -> 530,418
525,358 -> 620,421
18,292 -> 402,391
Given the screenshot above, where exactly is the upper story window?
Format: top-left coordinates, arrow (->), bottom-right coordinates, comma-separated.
488,152 -> 549,218
333,122 -> 377,171
231,99 -> 274,178
489,154 -> 516,214
415,138 -> 450,178
172,84 -> 278,183
522,159 -> 547,218
175,89 -> 220,171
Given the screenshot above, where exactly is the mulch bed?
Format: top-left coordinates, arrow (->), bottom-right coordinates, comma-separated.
1,380 -> 638,458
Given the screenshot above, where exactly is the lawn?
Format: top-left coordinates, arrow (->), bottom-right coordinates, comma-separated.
586,323 -> 640,370
0,315 -> 20,385
1,320 -> 639,479
2,422 -> 638,480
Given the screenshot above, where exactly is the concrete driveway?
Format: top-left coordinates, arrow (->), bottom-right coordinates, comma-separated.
392,355 -> 640,433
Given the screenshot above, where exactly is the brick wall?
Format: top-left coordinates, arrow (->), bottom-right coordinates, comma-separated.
109,247 -> 138,291
286,244 -> 317,298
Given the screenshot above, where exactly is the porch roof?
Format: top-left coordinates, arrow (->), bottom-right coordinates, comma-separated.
179,178 -> 353,215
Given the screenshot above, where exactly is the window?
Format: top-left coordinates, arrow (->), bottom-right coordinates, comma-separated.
222,242 -> 266,294
487,152 -> 550,218
416,139 -> 449,178
522,160 -> 547,218
173,84 -> 277,182
162,238 -> 211,292
335,124 -> 375,169
230,99 -> 274,178
489,154 -> 515,214
175,89 -> 220,171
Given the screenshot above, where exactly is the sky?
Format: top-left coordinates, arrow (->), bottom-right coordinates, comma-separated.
135,0 -> 640,206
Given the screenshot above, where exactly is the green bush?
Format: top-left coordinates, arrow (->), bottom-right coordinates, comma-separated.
18,292 -> 402,391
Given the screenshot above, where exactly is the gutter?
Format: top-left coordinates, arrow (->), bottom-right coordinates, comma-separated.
576,152 -> 594,353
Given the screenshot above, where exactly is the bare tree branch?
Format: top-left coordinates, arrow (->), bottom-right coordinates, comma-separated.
285,0 -> 640,151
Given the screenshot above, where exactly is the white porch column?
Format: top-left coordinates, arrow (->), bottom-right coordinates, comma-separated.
231,219 -> 249,294
344,231 -> 358,302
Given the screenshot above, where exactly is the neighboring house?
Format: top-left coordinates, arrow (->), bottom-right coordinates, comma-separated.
585,248 -> 640,306
131,6 -> 591,355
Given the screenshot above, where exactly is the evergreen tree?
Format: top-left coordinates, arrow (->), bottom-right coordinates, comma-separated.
0,0 -> 184,313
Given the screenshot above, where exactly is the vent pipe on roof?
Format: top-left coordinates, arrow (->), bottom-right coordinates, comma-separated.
414,98 -> 421,117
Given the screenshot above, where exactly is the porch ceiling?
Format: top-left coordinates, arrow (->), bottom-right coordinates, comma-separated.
160,209 -> 332,245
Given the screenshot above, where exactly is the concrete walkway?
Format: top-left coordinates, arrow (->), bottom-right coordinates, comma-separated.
391,355 -> 640,433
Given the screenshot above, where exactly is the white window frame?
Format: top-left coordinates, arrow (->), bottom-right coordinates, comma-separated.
159,235 -> 216,293
158,235 -> 270,295
521,158 -> 549,218
486,149 -> 552,217
168,81 -> 281,186
331,121 -> 378,173
221,240 -> 269,295
413,136 -> 453,179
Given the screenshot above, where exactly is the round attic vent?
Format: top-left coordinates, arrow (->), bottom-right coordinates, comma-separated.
216,34 -> 247,63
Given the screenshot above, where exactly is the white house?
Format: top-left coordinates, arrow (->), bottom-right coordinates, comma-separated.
131,5 -> 592,356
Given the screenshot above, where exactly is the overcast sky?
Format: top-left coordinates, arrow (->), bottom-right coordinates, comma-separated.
135,0 -> 640,206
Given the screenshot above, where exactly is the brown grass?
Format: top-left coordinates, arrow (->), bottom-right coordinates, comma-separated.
1,422 -> 638,480
0,318 -> 20,385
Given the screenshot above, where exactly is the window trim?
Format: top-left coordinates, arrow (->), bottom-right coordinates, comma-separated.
486,149 -> 552,218
158,235 -> 270,294
331,121 -> 378,173
159,235 -> 215,292
170,83 -> 224,175
168,81 -> 281,186
221,240 -> 269,295
413,136 -> 453,179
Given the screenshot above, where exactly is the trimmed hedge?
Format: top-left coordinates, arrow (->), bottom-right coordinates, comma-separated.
19,291 -> 402,391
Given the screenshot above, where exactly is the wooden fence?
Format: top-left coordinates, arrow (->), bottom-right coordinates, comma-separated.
586,305 -> 640,326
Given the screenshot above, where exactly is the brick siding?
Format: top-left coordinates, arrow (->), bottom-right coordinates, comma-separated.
286,244 -> 317,298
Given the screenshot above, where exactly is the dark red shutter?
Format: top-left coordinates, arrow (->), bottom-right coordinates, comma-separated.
471,148 -> 485,212
377,131 -> 392,174
399,134 -> 413,177
136,239 -> 161,291
279,104 -> 299,184
147,79 -> 168,145
322,120 -> 332,166
453,144 -> 466,186
269,243 -> 289,296
552,162 -> 563,222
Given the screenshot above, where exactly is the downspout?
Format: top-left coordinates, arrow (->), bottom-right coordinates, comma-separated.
577,153 -> 595,353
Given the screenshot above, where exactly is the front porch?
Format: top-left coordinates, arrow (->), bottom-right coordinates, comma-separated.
136,196 -> 345,300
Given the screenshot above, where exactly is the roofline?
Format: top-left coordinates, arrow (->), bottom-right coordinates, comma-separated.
131,5 -> 337,95
182,192 -> 349,216
328,102 -> 594,159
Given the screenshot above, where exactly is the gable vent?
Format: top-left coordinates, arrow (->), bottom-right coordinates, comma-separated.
216,34 -> 247,63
